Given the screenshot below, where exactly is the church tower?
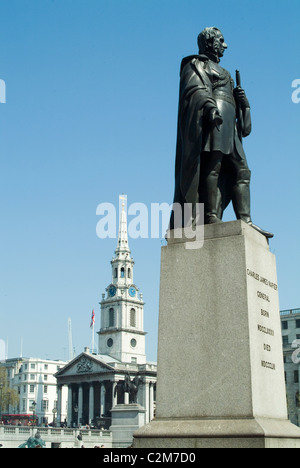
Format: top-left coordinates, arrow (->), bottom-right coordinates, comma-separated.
98,195 -> 147,364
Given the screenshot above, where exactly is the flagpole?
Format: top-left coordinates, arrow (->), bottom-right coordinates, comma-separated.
91,322 -> 95,353
90,309 -> 96,353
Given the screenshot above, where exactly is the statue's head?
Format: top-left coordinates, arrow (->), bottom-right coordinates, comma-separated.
197,27 -> 227,59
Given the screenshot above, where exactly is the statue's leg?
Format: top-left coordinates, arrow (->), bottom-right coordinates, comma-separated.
230,155 -> 274,238
231,162 -> 252,223
202,151 -> 223,224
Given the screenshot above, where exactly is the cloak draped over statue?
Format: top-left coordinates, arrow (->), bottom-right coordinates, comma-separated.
171,54 -> 251,228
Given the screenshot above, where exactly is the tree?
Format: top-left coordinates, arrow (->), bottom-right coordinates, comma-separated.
0,367 -> 19,415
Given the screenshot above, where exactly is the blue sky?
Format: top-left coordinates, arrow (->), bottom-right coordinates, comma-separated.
0,0 -> 299,363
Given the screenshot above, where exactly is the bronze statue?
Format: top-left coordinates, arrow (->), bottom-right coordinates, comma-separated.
114,373 -> 143,404
170,27 -> 273,238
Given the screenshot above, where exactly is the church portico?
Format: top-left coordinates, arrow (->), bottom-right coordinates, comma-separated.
56,353 -> 156,429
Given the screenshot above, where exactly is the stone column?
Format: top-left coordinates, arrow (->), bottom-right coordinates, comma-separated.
100,382 -> 106,417
89,383 -> 94,425
112,381 -> 118,407
144,380 -> 150,423
78,384 -> 83,426
56,385 -> 62,427
124,386 -> 129,405
67,385 -> 73,427
149,382 -> 154,421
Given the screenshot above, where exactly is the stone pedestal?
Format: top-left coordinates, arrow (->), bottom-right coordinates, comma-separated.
110,404 -> 146,448
134,220 -> 300,448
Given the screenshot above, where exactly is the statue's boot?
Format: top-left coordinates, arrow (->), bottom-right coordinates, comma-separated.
232,169 -> 274,239
204,166 -> 223,224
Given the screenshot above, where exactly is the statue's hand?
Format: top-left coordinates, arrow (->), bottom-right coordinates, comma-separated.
209,108 -> 223,130
233,87 -> 250,108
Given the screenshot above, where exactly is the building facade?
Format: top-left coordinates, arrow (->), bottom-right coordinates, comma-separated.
281,308 -> 300,426
55,196 -> 157,429
0,357 -> 68,425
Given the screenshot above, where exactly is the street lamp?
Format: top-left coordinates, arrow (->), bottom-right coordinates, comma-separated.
52,408 -> 57,427
32,401 -> 37,426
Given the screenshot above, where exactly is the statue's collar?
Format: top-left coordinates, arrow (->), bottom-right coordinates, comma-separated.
198,53 -> 220,64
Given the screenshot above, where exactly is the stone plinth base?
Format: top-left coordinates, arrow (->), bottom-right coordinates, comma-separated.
134,417 -> 300,449
110,404 -> 145,448
134,221 -> 300,449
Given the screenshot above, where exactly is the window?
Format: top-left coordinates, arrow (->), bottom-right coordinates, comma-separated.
109,308 -> 115,327
44,364 -> 48,370
30,364 -> 35,370
282,321 -> 288,330
44,385 -> 48,394
121,267 -> 125,278
295,371 -> 299,384
130,308 -> 136,327
107,338 -> 113,348
41,400 -> 49,411
30,385 -> 35,393
30,374 -> 35,380
44,375 -> 48,381
128,268 -> 131,279
296,320 -> 300,329
114,268 -> 118,278
283,336 -> 289,346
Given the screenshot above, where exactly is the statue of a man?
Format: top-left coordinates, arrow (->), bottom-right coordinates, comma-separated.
170,27 -> 273,238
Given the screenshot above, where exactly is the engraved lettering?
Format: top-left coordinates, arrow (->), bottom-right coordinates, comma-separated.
264,343 -> 271,352
247,269 -> 260,281
246,269 -> 278,290
257,324 -> 274,336
257,291 -> 270,302
261,309 -> 270,318
261,360 -> 276,370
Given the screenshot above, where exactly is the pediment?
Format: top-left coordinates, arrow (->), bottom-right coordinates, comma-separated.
55,352 -> 115,378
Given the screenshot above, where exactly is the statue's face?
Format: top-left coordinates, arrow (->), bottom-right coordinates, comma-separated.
210,30 -> 228,58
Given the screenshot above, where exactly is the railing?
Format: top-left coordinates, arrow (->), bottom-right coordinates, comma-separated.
280,309 -> 300,316
0,425 -> 112,446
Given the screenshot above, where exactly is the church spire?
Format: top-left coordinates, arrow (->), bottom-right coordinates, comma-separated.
111,194 -> 134,287
115,194 -> 130,255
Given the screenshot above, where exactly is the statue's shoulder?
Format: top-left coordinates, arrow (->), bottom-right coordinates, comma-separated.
180,55 -> 208,74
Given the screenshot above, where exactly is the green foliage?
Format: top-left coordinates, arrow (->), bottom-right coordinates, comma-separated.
0,367 -> 19,413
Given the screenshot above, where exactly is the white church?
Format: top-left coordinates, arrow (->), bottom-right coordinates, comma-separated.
55,197 -> 157,432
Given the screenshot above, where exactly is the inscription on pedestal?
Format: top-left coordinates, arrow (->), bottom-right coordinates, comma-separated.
246,269 -> 278,372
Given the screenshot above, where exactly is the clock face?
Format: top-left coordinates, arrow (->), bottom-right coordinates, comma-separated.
130,338 -> 137,348
109,286 -> 116,297
128,286 -> 136,298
